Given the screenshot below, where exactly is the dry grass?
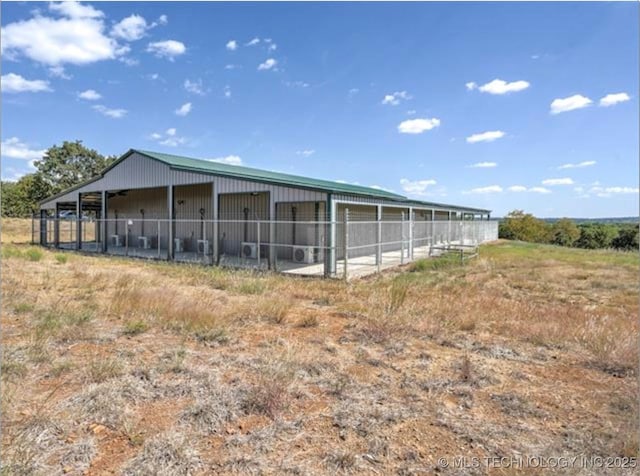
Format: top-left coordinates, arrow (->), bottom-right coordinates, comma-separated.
1,219 -> 638,474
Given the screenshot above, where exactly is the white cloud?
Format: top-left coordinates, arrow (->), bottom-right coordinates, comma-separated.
147,40 -> 186,60
400,178 -> 437,196
209,155 -> 243,166
296,149 -> 315,157
464,185 -> 503,194
542,178 -> 574,186
184,79 -> 205,95
465,82 -> 477,91
246,38 -> 260,46
599,92 -> 630,107
589,186 -> 639,197
150,127 -> 186,147
78,89 -> 101,100
2,6 -> 125,66
0,137 -> 46,160
469,161 -> 497,168
508,185 -> 550,194
466,130 -> 505,143
268,43 -> 277,52
224,64 -> 240,70
223,85 -> 231,98
157,15 -> 168,25
49,65 -> 71,79
257,58 -> 277,71
284,80 -> 310,88
477,79 -> 530,95
1,73 -> 51,93
558,160 -> 596,169
92,104 -> 127,118
550,94 -> 592,114
348,88 -> 359,96
226,40 -> 238,51
397,118 -> 440,134
175,102 -> 192,116
49,1 -> 103,19
381,91 -> 412,106
529,187 -> 551,194
111,14 -> 148,41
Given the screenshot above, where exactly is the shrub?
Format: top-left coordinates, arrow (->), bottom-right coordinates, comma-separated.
54,253 -> 68,264
24,248 -> 43,262
237,279 -> 266,295
296,315 -> 319,328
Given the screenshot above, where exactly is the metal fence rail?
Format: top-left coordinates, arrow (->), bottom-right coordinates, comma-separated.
34,215 -> 498,279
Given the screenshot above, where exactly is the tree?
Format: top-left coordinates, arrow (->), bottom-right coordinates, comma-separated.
33,140 -> 116,195
499,210 -> 550,243
550,218 -> 580,246
1,173 -> 52,217
574,224 -> 617,249
611,225 -> 639,251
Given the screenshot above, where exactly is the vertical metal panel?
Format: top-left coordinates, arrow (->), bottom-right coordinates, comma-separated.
218,192 -> 269,256
174,183 -> 213,252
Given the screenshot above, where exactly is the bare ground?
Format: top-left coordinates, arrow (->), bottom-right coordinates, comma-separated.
1,218 -> 638,475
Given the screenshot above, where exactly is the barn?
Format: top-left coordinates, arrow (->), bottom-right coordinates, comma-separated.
37,149 -> 497,278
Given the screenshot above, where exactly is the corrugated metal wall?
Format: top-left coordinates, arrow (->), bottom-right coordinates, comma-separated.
218,192 -> 269,256
174,183 -> 213,252
107,187 -> 168,248
275,201 -> 327,260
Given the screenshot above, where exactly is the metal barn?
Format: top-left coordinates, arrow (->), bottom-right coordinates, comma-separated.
37,149 -> 498,278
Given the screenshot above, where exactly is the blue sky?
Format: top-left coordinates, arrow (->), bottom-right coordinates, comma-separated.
1,1 -> 638,218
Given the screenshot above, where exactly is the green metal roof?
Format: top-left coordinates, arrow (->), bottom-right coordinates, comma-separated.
40,148 -> 491,213
133,149 -> 407,200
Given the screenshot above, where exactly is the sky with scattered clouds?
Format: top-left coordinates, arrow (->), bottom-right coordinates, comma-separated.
1,1 -> 638,217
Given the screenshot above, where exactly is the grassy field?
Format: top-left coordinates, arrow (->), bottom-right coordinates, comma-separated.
1,218 -> 638,474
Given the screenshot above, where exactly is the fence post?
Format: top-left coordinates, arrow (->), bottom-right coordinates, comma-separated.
157,220 -> 161,259
377,205 -> 382,273
400,212 -> 405,265
409,209 -> 414,261
256,220 -> 261,270
343,208 -> 349,280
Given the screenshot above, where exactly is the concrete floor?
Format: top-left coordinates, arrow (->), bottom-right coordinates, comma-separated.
54,241 -> 468,279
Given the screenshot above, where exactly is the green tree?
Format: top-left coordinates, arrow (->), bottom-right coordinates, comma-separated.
550,218 -> 580,246
574,224 -> 617,249
1,173 -> 52,217
33,140 -> 115,195
611,225 -> 639,251
499,210 -> 550,243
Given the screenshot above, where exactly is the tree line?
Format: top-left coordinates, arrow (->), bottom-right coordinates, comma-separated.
499,210 -> 639,251
1,141 -> 115,218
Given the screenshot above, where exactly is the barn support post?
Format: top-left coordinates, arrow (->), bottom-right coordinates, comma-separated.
400,212 -> 405,265
101,191 -> 107,253
212,184 -> 219,265
376,205 -> 382,273
343,208 -> 349,281
54,204 -> 60,248
167,185 -> 174,260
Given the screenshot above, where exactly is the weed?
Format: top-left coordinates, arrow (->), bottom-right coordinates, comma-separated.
122,433 -> 202,476
193,327 -> 229,346
236,279 -> 266,295
13,302 -> 34,314
123,320 -> 149,336
24,248 -> 43,262
296,314 -> 319,328
54,253 -> 68,264
85,358 -> 124,383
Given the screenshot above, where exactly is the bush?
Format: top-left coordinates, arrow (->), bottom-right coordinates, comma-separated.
54,253 -> 68,264
24,248 -> 43,262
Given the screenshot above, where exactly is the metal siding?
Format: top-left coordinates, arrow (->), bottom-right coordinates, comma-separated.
174,183 -> 214,252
